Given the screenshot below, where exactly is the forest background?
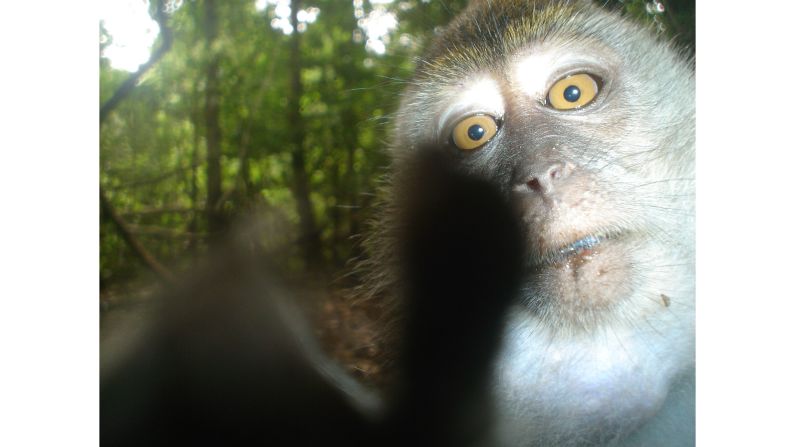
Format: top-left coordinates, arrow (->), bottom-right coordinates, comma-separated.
100,0 -> 695,307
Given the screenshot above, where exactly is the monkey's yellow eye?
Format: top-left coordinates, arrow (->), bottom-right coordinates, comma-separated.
547,73 -> 600,110
451,114 -> 499,151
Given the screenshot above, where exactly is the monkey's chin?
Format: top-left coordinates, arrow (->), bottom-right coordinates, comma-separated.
526,232 -> 635,325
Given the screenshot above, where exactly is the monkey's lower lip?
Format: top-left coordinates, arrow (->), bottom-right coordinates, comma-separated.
560,234 -> 603,256
532,233 -> 617,267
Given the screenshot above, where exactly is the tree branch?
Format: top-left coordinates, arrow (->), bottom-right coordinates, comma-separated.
120,206 -> 200,218
100,0 -> 174,124
107,159 -> 204,190
101,189 -> 175,283
127,224 -> 206,239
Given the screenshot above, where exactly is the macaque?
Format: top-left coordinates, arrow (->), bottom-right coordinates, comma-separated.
357,0 -> 694,445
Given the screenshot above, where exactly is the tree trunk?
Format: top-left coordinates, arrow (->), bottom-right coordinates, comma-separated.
288,0 -> 322,269
187,103 -> 202,256
204,0 -> 224,238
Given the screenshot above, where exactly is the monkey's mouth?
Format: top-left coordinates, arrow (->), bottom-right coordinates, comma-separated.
530,232 -> 621,268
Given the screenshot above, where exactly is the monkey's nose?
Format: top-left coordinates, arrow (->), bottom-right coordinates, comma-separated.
519,162 -> 572,194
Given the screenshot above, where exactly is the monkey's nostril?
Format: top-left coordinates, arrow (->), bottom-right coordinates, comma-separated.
547,163 -> 570,182
521,163 -> 568,193
527,178 -> 542,192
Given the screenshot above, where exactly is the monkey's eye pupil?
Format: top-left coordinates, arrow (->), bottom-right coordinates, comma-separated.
467,124 -> 486,141
563,85 -> 581,102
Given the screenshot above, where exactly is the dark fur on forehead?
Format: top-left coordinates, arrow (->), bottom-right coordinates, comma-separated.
415,0 -> 641,81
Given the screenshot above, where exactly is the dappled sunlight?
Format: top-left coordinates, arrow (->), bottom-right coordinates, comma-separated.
100,0 -> 162,72
258,0 -> 320,35
101,0 -> 404,73
354,0 -> 398,55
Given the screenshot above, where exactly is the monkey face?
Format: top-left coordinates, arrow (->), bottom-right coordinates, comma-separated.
385,1 -> 694,444
392,2 -> 694,332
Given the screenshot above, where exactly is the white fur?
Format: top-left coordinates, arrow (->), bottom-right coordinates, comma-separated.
437,77 -> 505,137
490,236 -> 694,446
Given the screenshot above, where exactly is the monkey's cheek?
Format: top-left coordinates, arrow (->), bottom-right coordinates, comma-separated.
541,240 -> 634,313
